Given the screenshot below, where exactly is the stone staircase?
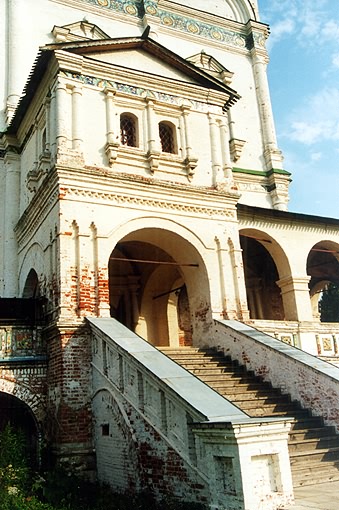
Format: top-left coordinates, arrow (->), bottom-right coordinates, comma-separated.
160,347 -> 339,487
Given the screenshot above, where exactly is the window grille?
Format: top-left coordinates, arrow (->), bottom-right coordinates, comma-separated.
159,122 -> 175,153
120,115 -> 137,147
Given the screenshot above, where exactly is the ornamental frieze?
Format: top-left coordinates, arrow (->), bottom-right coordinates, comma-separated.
60,71 -> 220,113
63,186 -> 236,218
77,0 -> 248,49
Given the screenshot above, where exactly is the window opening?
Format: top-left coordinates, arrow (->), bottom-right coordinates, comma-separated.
120,114 -> 137,147
159,122 -> 175,153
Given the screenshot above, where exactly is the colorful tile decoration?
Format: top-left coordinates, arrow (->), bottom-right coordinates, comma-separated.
78,0 -> 252,49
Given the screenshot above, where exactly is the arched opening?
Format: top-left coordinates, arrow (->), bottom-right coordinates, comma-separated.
307,241 -> 339,322
120,113 -> 138,147
159,121 -> 177,154
108,228 -> 210,346
22,268 -> 40,298
0,392 -> 39,469
240,233 -> 284,320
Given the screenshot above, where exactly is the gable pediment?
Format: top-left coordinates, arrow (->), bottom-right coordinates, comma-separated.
84,47 -> 202,84
187,52 -> 234,85
46,36 -> 239,101
52,21 -> 110,43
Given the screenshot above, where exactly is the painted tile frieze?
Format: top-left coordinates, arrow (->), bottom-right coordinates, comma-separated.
79,0 -> 248,49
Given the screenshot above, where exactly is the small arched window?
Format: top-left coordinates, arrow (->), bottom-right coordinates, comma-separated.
120,114 -> 137,147
159,121 -> 176,154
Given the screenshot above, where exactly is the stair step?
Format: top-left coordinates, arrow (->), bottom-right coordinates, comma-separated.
292,461 -> 339,486
290,446 -> 339,463
289,436 -> 339,452
289,427 -> 337,441
161,346 -> 339,488
219,390 -> 286,400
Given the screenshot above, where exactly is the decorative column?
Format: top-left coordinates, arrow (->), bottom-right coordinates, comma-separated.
146,98 -> 160,173
247,21 -> 290,210
180,104 -> 198,180
104,87 -> 119,166
214,236 -> 231,319
3,151 -> 20,296
55,78 -> 70,152
71,85 -> 83,153
219,116 -> 236,187
228,237 -> 250,321
208,112 -> 224,188
251,52 -> 280,161
44,96 -> 51,154
277,275 -> 313,322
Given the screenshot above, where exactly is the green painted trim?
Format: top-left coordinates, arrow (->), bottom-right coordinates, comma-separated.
233,167 -> 291,177
233,167 -> 266,176
266,168 -> 291,177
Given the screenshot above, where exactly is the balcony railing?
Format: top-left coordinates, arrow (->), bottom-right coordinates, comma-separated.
0,298 -> 47,361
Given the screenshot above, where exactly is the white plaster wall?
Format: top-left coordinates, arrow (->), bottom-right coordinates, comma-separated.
0,1 -> 7,129
0,0 -> 141,131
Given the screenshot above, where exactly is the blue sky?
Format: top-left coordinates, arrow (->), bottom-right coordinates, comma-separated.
259,0 -> 339,219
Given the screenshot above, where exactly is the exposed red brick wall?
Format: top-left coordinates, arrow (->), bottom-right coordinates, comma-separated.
46,324 -> 92,455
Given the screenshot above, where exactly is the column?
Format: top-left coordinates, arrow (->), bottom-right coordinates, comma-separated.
181,105 -> 198,180
219,116 -> 235,185
55,78 -> 70,150
146,98 -> 160,172
104,87 -> 119,166
44,96 -> 51,153
3,151 -> 20,296
277,275 -> 313,321
208,112 -> 224,187
72,85 -> 83,152
228,237 -> 250,321
251,49 -> 283,170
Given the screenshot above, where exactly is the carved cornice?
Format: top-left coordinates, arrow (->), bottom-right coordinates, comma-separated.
60,185 -> 237,218
57,165 -> 239,217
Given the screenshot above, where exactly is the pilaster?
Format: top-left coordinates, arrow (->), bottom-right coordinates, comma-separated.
3,150 -> 20,296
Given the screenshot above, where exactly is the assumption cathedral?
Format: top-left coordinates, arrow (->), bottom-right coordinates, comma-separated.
1,1 -> 339,509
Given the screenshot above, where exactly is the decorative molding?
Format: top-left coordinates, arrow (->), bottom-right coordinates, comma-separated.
61,186 -> 237,218
74,0 -> 250,49
52,21 -> 111,43
60,71 -> 219,113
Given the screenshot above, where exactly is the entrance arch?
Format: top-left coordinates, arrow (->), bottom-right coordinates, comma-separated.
108,226 -> 211,346
0,392 -> 40,468
240,229 -> 291,320
307,241 -> 339,321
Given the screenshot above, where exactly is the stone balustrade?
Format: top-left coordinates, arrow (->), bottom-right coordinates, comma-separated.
88,317 -> 294,510
214,320 -> 339,433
